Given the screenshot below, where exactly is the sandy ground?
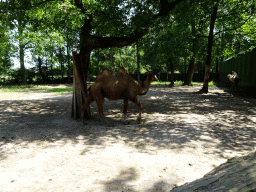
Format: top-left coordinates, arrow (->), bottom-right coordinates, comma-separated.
0,85 -> 255,192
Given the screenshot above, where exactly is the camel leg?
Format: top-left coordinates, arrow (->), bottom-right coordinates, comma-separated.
130,97 -> 144,123
95,97 -> 114,127
95,97 -> 105,117
123,98 -> 128,118
122,98 -> 130,125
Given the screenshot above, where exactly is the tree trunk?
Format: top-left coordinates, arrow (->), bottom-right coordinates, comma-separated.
183,58 -> 195,86
169,60 -> 174,87
137,41 -> 140,83
50,51 -> 54,82
50,62 -> 53,82
17,15 -> 27,85
71,51 -> 91,120
67,43 -> 71,84
38,56 -> 46,83
19,42 -> 26,85
200,4 -> 218,94
59,47 -> 64,79
183,15 -> 197,86
46,60 -> 49,82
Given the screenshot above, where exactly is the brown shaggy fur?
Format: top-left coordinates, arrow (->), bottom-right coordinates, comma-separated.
82,67 -> 158,125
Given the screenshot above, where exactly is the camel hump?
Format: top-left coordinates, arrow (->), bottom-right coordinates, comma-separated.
117,67 -> 128,77
97,68 -> 111,77
101,68 -> 111,76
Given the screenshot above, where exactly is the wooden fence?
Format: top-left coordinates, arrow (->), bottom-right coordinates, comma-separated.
218,48 -> 256,87
129,72 -> 218,82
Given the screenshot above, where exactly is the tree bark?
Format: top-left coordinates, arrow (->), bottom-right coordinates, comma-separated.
137,41 -> 140,83
17,13 -> 27,85
38,56 -> 46,83
50,51 -> 54,82
200,4 -> 218,94
19,41 -> 26,85
170,152 -> 256,192
169,59 -> 174,86
71,51 -> 91,120
59,47 -> 64,79
183,57 -> 195,86
67,42 -> 71,84
50,62 -> 53,82
183,19 -> 197,86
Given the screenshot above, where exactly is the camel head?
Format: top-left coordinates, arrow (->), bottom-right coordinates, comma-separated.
143,71 -> 158,82
117,67 -> 128,77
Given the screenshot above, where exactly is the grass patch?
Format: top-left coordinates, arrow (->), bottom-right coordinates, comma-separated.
151,81 -> 218,86
0,84 -> 73,94
191,81 -> 217,86
151,81 -> 170,85
0,80 -> 218,96
0,84 -> 36,90
46,88 -> 73,94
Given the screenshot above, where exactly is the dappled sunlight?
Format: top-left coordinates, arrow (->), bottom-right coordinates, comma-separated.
0,85 -> 255,191
149,95 -> 168,100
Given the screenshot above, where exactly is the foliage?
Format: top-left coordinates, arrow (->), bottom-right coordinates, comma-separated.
1,0 -> 256,86
0,20 -> 15,75
211,0 -> 256,60
139,0 -> 256,76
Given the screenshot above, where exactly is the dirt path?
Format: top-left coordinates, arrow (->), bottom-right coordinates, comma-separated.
0,85 -> 255,191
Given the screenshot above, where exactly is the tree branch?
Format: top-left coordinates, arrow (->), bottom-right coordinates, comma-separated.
73,0 -> 87,14
214,14 -> 254,36
87,0 -> 185,50
0,0 -> 57,11
157,0 -> 185,17
91,29 -> 145,49
30,0 -> 56,7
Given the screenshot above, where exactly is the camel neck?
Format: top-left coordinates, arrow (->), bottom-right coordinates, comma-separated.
140,75 -> 151,95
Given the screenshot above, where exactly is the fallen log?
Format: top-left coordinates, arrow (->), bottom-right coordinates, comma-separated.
170,151 -> 256,192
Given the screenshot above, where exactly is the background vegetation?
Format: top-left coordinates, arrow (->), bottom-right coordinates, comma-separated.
0,0 -> 255,86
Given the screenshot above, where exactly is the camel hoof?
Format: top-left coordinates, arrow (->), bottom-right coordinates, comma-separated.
137,117 -> 141,123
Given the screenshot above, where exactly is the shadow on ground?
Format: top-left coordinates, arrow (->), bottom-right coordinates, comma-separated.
0,85 -> 255,191
1,85 -> 256,158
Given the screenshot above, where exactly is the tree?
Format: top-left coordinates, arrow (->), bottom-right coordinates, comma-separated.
69,0 -> 185,120
0,0 -> 34,84
0,23 -> 14,76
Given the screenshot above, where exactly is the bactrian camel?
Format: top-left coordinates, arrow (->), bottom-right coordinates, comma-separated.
81,67 -> 158,125
227,71 -> 241,91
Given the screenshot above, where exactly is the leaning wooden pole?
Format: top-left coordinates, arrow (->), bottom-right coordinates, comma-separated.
71,51 -> 91,120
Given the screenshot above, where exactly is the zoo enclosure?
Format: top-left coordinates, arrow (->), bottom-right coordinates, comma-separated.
218,48 -> 256,88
